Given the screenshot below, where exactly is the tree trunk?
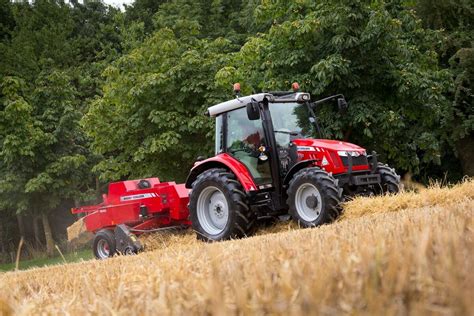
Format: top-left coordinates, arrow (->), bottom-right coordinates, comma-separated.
16,213 -> 25,239
41,213 -> 55,257
0,220 -> 4,254
96,176 -> 101,202
456,134 -> 474,177
33,216 -> 42,248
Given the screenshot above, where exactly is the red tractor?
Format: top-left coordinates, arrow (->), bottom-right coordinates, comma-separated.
73,83 -> 400,258
185,83 -> 400,241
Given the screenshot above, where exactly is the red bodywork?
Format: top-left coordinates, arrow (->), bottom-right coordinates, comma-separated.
190,153 -> 260,192
293,139 -> 368,174
72,178 -> 191,234
188,139 -> 370,192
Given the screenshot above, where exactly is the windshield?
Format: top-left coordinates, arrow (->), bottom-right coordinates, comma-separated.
268,102 -> 313,138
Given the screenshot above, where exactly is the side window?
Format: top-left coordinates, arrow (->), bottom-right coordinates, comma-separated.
226,107 -> 264,152
215,115 -> 223,154
225,107 -> 272,185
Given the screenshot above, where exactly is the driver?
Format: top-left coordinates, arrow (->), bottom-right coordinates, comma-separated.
229,118 -> 262,154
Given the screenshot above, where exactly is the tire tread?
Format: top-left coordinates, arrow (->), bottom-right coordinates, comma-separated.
189,168 -> 256,241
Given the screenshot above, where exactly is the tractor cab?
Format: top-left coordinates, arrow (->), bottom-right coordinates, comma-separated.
214,90 -> 311,186
186,83 -> 400,242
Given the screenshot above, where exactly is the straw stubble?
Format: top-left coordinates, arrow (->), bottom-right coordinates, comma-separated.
0,180 -> 472,315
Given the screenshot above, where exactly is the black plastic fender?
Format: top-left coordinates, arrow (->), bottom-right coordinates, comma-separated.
282,159 -> 317,186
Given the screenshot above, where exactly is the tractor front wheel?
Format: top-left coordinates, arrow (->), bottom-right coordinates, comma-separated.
375,163 -> 401,194
287,167 -> 342,227
189,168 -> 255,242
93,229 -> 116,259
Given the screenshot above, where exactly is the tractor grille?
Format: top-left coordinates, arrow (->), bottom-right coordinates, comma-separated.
340,155 -> 368,167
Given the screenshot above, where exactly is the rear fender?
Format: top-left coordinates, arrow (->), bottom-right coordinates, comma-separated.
185,153 -> 258,192
283,160 -> 317,185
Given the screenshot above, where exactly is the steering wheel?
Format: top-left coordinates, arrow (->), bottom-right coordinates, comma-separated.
231,148 -> 251,154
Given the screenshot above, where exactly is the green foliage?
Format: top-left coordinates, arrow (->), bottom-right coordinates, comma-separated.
409,0 -> 473,177
219,0 -> 453,173
0,0 -> 472,249
84,28 -> 235,181
0,0 -> 123,220
84,0 -> 472,182
0,71 -> 92,213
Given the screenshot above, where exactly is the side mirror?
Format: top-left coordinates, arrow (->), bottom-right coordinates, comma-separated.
246,101 -> 260,120
337,98 -> 348,111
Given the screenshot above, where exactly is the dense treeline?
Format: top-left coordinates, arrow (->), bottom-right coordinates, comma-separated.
0,0 -> 472,260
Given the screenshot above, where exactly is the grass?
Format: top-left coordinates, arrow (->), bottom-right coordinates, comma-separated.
0,249 -> 93,272
0,179 -> 472,315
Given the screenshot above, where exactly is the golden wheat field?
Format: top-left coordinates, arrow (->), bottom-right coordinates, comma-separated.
0,180 -> 473,315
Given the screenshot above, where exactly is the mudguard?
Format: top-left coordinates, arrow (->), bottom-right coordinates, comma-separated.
282,159 -> 317,185
185,153 -> 258,192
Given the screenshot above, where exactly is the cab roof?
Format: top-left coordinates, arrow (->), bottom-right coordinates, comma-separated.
207,92 -> 310,117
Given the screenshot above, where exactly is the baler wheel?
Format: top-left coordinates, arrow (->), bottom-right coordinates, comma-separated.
189,168 -> 255,241
93,229 -> 116,259
287,167 -> 342,227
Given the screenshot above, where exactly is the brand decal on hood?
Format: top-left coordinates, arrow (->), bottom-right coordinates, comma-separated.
297,146 -> 316,152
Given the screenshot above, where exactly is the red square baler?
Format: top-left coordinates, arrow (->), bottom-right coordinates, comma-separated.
72,178 -> 191,259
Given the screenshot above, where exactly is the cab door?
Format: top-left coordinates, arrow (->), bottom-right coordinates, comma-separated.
224,106 -> 272,186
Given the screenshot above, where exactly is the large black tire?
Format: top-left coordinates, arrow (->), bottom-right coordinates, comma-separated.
287,167 -> 342,227
189,168 -> 256,241
376,163 -> 401,194
93,229 -> 116,259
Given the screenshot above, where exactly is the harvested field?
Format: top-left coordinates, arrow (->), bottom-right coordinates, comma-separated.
0,180 -> 472,315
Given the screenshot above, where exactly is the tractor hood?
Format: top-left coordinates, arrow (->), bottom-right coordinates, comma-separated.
293,139 -> 366,154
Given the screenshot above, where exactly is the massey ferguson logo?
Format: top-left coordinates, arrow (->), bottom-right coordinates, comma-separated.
297,146 -> 316,151
120,193 -> 158,202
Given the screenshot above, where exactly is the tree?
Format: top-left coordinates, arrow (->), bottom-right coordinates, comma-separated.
83,29 -> 234,182
83,0 -> 252,183
411,0 -> 474,176
0,0 -> 122,255
0,77 -> 49,246
0,72 -> 91,256
217,0 -> 452,176
0,0 -> 15,41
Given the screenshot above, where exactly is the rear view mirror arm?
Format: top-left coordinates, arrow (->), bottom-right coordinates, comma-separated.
306,102 -> 325,139
312,94 -> 346,106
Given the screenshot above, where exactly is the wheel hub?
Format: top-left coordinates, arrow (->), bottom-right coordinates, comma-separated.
97,239 -> 110,259
294,183 -> 323,222
305,195 -> 319,209
197,186 -> 229,235
213,202 -> 225,219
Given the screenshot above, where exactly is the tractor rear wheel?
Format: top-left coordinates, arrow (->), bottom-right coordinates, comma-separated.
375,163 -> 401,194
287,167 -> 342,227
93,229 -> 116,259
189,168 -> 255,241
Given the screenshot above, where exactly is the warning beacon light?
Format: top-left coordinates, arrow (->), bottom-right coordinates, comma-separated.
292,82 -> 300,92
233,83 -> 241,97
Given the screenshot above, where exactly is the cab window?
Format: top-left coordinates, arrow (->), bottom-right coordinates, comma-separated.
225,107 -> 272,185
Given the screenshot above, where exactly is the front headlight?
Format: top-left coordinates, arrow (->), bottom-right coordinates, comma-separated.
337,150 -> 366,157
